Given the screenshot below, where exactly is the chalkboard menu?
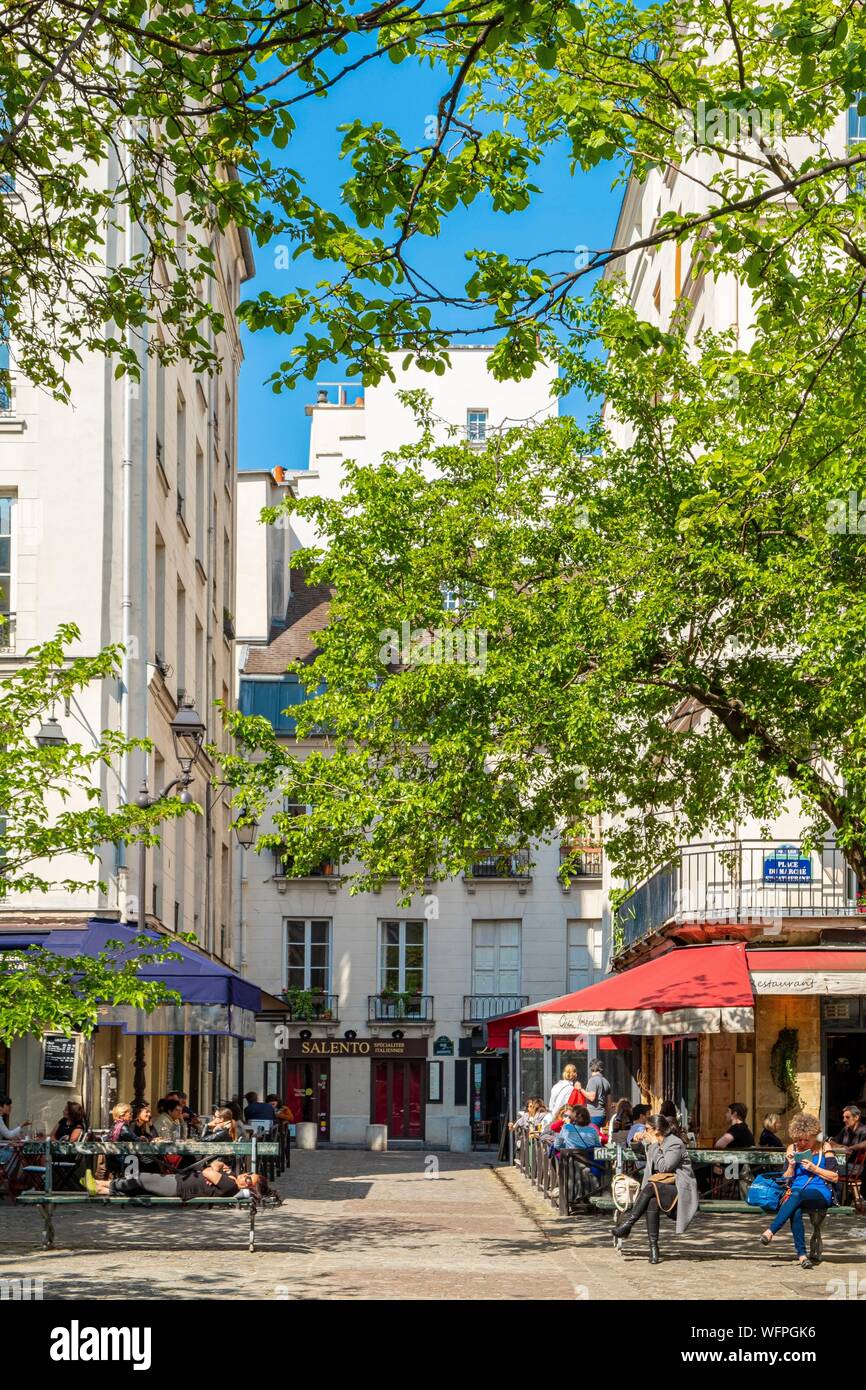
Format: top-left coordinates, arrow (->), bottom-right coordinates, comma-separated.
41,1033 -> 78,1087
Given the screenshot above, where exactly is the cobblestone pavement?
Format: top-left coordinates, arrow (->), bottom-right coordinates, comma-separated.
1,1150 -> 864,1300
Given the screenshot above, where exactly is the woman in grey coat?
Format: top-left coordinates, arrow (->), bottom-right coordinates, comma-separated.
611,1114 -> 699,1263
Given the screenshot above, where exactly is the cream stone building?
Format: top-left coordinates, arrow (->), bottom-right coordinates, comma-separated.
0,186 -> 255,1127
234,352 -> 611,1147
595,97 -> 865,1145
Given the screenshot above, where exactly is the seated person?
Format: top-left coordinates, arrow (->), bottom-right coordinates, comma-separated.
552,1104 -> 605,1181
154,1097 -> 185,1142
833,1104 -> 866,1208
130,1102 -> 162,1174
714,1102 -> 755,1150
243,1091 -> 277,1123
85,1158 -> 272,1203
203,1108 -> 238,1142
105,1102 -> 136,1177
626,1103 -> 651,1146
758,1112 -> 785,1148
52,1101 -> 87,1143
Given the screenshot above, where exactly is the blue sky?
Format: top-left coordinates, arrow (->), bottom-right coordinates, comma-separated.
238,55 -> 623,473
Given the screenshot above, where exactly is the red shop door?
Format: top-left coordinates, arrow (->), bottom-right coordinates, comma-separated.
371,1060 -> 424,1140
286,1060 -> 330,1142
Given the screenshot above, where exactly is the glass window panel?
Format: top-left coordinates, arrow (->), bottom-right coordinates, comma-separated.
287,944 -> 306,971
385,922 -> 399,946
405,922 -> 424,945
311,921 -> 329,943
310,944 -> 327,970
0,537 -> 9,572
287,921 -> 305,942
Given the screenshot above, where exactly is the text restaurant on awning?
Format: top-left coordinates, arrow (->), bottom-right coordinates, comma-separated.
486,943 -> 756,1047
0,917 -> 268,1040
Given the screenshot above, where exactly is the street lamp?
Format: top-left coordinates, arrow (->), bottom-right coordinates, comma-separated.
234,813 -> 259,850
34,714 -> 67,748
170,698 -> 206,779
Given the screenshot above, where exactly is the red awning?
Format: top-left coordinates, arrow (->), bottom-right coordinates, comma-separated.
746,949 -> 866,971
486,944 -> 754,1046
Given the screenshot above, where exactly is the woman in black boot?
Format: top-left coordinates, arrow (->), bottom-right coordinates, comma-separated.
611,1114 -> 699,1262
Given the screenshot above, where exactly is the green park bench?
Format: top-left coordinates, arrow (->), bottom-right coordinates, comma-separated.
16,1139 -> 280,1253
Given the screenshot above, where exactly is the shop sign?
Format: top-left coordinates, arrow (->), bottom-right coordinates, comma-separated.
283,1037 -> 429,1059
750,971 -> 866,995
762,845 -> 812,884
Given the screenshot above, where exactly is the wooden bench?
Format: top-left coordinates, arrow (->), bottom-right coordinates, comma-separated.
16,1139 -> 281,1253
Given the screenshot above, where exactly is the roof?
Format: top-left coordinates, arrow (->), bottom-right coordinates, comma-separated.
243,565 -> 332,673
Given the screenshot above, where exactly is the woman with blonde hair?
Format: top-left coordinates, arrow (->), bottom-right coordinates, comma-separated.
760,1113 -> 839,1269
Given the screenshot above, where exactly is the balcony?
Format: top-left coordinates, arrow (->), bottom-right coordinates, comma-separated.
464,849 -> 531,893
558,843 -> 603,888
463,994 -> 529,1023
615,840 -> 861,959
273,849 -> 340,894
281,990 -> 340,1023
368,993 -> 434,1023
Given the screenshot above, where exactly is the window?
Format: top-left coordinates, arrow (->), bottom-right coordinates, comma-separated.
154,531 -> 166,661
0,495 -> 15,653
471,920 -> 520,995
175,582 -> 186,699
567,920 -> 593,992
663,1037 -> 699,1133
441,585 -> 460,613
379,920 -> 425,993
176,390 -> 187,520
849,95 -> 866,191
155,357 -> 166,473
285,918 -> 331,992
195,444 -> 205,565
0,320 -> 11,414
467,409 -> 488,443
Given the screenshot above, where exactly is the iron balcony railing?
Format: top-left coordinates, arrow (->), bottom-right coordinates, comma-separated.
559,845 -> 603,877
273,849 -> 339,880
281,992 -> 340,1023
465,849 -> 531,880
368,994 -> 434,1022
463,994 -> 529,1022
615,840 -> 861,954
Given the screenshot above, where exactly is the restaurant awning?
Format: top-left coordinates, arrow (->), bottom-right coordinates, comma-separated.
747,948 -> 866,995
486,944 -> 755,1045
0,918 -> 262,1037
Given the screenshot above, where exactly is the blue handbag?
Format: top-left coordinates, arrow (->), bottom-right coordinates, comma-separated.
745,1172 -> 788,1212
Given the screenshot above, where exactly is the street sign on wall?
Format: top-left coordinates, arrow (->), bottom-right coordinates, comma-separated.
763,844 -> 812,884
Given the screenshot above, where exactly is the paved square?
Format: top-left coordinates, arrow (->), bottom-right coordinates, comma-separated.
1,1151 -> 864,1300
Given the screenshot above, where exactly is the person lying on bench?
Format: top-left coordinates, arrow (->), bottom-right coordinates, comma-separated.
82,1158 -> 264,1201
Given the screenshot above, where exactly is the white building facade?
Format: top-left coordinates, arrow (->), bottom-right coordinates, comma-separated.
0,189 -> 254,1126
236,352 -> 610,1146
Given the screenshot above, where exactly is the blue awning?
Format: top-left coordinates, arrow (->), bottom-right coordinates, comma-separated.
0,918 -> 261,1013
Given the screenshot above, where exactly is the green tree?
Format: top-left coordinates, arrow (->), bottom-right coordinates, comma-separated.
0,938 -> 182,1045
6,1 -> 866,397
0,624 -> 190,1039
221,276 -> 866,892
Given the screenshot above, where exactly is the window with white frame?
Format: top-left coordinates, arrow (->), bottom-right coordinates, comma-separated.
567,920 -> 593,992
285,918 -> 331,992
379,920 -> 425,993
471,920 -> 521,995
0,495 -> 15,653
466,408 -> 488,443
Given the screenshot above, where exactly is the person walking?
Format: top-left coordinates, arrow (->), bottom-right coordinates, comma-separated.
610,1114 -> 699,1263
760,1113 -> 839,1269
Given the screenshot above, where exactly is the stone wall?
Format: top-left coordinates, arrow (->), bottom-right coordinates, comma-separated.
754,994 -> 821,1126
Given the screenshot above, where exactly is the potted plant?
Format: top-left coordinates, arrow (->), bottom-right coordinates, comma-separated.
282,987 -> 315,1021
